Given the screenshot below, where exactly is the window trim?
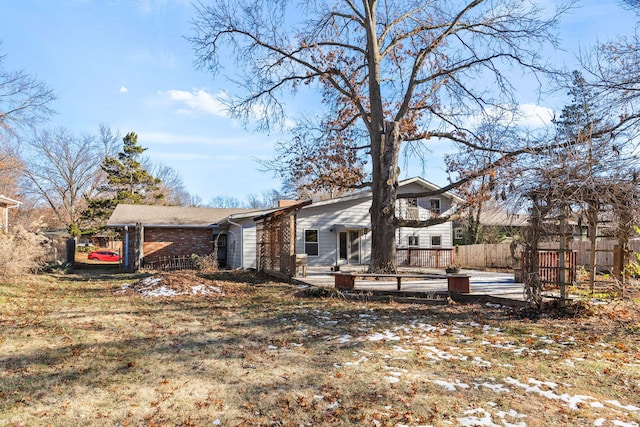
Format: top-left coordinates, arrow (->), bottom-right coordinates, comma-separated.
406,197 -> 419,220
407,235 -> 419,247
429,198 -> 441,215
454,228 -> 463,240
304,229 -> 319,257
430,235 -> 442,247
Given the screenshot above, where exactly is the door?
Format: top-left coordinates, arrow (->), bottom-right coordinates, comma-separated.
349,230 -> 360,264
339,230 -> 361,264
339,232 -> 348,261
213,234 -> 227,268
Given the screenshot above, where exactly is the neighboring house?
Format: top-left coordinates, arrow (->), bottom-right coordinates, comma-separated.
0,195 -> 21,233
106,177 -> 462,272
453,208 -> 529,244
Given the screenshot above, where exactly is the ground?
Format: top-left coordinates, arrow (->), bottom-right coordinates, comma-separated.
0,269 -> 639,426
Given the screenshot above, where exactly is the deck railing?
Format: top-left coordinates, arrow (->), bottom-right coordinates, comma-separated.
396,248 -> 454,269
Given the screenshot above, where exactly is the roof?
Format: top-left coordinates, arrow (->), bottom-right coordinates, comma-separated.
477,209 -> 529,227
309,176 -> 464,208
106,204 -> 255,228
0,195 -> 22,207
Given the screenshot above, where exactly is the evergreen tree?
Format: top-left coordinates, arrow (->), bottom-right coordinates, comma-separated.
82,132 -> 162,230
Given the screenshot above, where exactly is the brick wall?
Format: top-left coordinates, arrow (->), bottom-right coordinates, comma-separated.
121,226 -> 213,263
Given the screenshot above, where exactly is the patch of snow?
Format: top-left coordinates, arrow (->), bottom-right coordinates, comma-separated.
612,421 -> 640,427
472,357 -> 493,368
343,356 -> 369,366
504,377 -> 596,410
607,400 -> 640,411
368,330 -> 401,341
458,408 -> 499,427
472,382 -> 510,393
326,401 -> 339,410
594,419 -> 606,427
142,286 -> 179,297
384,376 -> 400,383
337,334 -> 353,343
431,379 -> 470,392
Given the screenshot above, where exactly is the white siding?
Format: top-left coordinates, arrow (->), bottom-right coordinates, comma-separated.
397,222 -> 453,249
296,197 -> 371,267
293,186 -> 456,267
231,178 -> 459,269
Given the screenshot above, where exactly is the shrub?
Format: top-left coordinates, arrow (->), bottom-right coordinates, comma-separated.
0,227 -> 49,281
192,253 -> 218,272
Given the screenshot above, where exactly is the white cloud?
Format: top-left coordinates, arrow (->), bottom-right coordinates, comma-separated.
162,88 -> 229,118
516,104 -> 554,128
119,86 -> 129,94
140,130 -> 247,146
465,103 -> 554,129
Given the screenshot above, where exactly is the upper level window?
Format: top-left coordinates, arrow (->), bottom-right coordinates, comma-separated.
407,198 -> 419,220
407,235 -> 419,247
431,235 -> 442,247
454,228 -> 463,240
304,229 -> 319,256
430,199 -> 441,215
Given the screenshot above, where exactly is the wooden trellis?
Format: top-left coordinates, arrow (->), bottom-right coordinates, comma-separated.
255,200 -> 312,278
523,179 -> 639,308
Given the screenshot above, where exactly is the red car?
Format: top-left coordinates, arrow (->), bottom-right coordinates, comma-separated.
87,250 -> 121,262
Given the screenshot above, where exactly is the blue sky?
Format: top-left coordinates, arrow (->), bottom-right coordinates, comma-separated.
0,0 -> 636,203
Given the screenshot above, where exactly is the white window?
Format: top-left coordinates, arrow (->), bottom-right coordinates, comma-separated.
407,198 -> 419,220
431,235 -> 442,247
407,235 -> 419,247
430,199 -> 441,215
454,228 -> 463,240
304,229 -> 319,256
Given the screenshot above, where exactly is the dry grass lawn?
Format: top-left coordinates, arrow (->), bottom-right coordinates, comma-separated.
1,269 -> 639,426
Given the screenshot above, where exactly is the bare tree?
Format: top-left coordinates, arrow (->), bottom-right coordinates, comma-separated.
21,127 -> 106,232
150,162 -> 193,206
446,116 -> 519,244
0,135 -> 22,195
208,195 -> 244,208
191,0 -> 574,272
0,48 -> 56,134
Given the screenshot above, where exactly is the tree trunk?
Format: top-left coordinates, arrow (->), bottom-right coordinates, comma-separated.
587,204 -> 598,295
369,121 -> 401,273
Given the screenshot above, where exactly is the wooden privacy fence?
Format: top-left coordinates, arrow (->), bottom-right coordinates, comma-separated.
396,248 -> 454,268
570,240 -> 640,268
453,240 -> 640,270
454,244 -> 516,268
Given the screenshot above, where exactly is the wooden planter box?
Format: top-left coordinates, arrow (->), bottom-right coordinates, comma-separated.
334,273 -> 355,289
447,274 -> 471,293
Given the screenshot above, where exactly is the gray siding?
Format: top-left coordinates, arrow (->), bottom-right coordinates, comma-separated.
225,218 -> 258,269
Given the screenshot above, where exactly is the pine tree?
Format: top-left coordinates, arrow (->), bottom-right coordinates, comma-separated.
82,132 -> 162,230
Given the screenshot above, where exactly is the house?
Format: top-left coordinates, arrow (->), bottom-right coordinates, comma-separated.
293,177 -> 461,268
107,177 -> 462,273
107,204 -> 254,270
0,195 -> 21,233
453,208 -> 529,244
